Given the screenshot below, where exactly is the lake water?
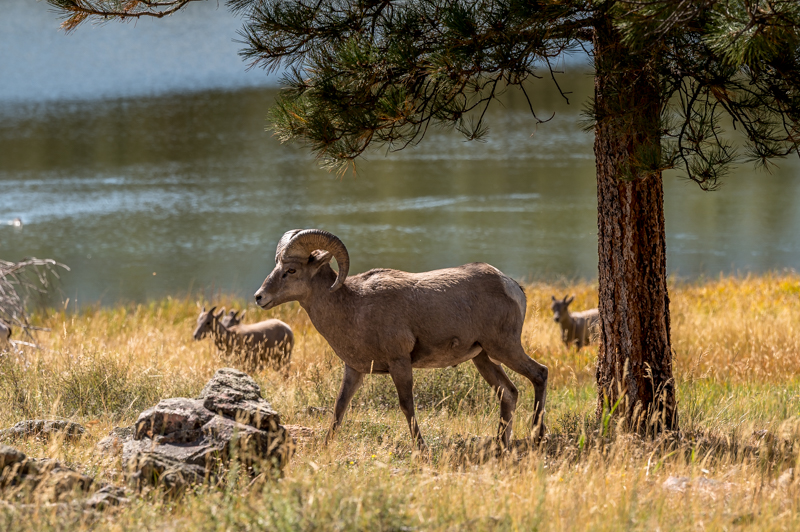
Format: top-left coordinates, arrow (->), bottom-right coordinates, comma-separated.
1,2 -> 799,305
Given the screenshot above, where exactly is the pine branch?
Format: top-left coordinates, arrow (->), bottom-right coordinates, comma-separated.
47,0 -> 205,31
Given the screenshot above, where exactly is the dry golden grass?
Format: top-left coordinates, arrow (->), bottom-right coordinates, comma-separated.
1,274 -> 800,530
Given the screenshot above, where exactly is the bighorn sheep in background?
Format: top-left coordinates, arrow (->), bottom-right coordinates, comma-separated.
254,229 -> 548,450
221,309 -> 294,369
193,306 -> 228,351
220,309 -> 243,329
550,295 -> 599,350
193,306 -> 293,370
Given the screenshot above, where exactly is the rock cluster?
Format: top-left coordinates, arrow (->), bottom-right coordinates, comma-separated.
0,420 -> 85,442
0,444 -> 125,508
1,368 -> 294,505
121,368 -> 294,492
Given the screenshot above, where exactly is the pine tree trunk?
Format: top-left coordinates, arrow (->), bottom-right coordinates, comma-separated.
593,19 -> 678,433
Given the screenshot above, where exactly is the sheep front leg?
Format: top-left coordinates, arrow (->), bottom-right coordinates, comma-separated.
389,361 -> 427,451
326,364 -> 364,444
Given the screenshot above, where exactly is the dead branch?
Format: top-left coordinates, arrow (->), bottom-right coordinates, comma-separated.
0,258 -> 69,347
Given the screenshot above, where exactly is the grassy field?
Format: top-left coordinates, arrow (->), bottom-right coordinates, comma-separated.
1,274 -> 800,530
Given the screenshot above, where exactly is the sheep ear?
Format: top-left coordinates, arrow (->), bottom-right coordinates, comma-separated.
551,295 -> 556,301
214,307 -> 225,319
240,310 -> 246,321
309,250 -> 333,265
308,250 -> 334,276
230,310 -> 237,317
566,296 -> 574,305
208,306 -> 216,315
202,306 -> 206,312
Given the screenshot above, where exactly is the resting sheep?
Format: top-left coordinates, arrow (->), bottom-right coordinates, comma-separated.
193,306 -> 293,370
550,295 -> 599,349
254,229 -> 548,450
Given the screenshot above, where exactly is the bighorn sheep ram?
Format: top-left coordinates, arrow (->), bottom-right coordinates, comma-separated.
550,295 -> 599,350
254,229 -> 548,450
193,307 -> 294,370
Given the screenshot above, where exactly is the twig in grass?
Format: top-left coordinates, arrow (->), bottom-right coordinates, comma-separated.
1,257 -> 69,347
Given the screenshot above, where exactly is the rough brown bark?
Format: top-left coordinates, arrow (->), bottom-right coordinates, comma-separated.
593,18 -> 677,433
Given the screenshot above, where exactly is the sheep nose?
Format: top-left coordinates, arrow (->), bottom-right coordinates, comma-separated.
255,293 -> 263,303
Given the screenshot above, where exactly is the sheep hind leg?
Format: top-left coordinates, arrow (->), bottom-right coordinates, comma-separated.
326,364 -> 364,444
389,360 -> 427,452
485,342 -> 548,442
472,351 -> 518,450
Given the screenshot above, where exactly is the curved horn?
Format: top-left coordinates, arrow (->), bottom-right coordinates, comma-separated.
279,229 -> 350,292
275,229 -> 304,263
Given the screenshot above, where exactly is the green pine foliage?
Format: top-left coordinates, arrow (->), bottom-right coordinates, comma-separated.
48,0 -> 800,185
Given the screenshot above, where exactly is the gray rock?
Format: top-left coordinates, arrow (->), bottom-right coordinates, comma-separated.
1,444 -> 129,510
198,368 -> 281,431
0,420 -> 85,441
662,476 -> 690,492
0,445 -> 25,470
84,485 -> 129,510
121,368 -> 294,492
662,475 -> 735,495
124,446 -> 209,493
0,448 -> 94,503
134,398 -> 214,443
96,426 -> 135,457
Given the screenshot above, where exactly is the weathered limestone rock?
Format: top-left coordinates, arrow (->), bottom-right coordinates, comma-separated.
1,444 -> 129,510
0,420 -> 85,441
662,475 -> 736,495
134,398 -> 214,444
0,445 -> 94,504
96,426 -> 135,457
122,368 -> 294,492
84,485 -> 129,510
122,447 -> 207,493
198,368 -> 282,431
0,445 -> 25,470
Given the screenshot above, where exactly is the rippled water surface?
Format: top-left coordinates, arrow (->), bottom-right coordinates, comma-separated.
1,3 -> 799,305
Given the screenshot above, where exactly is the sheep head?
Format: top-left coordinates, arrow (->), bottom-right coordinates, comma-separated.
255,229 -> 350,310
193,306 -> 224,340
550,295 -> 574,323
221,309 -> 244,329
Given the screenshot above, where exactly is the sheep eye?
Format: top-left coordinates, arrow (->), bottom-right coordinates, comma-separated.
287,269 -> 296,274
